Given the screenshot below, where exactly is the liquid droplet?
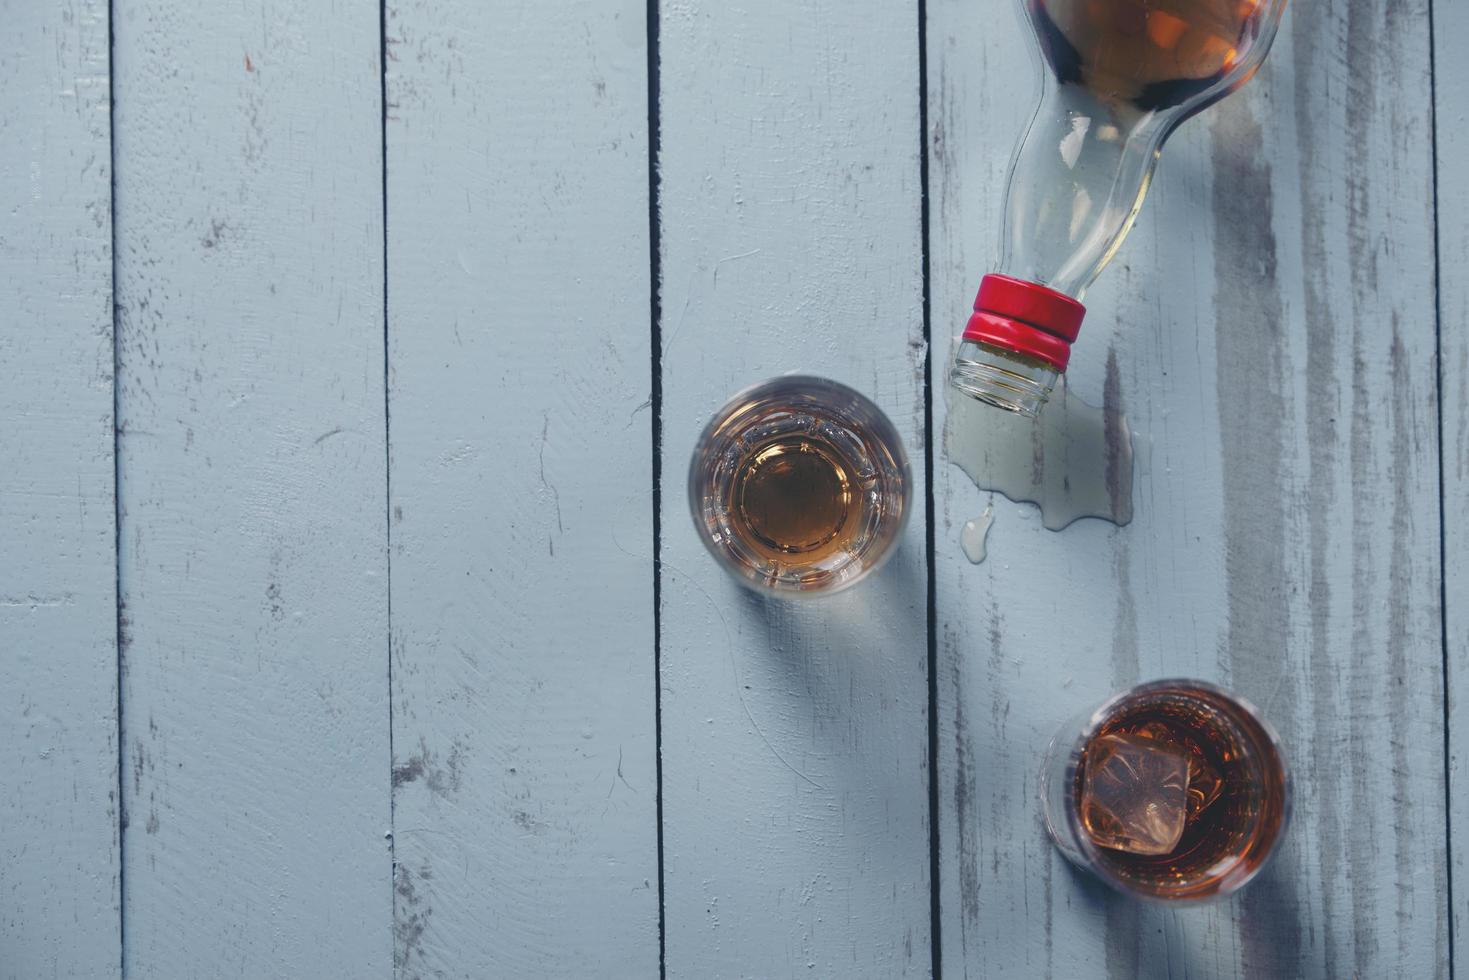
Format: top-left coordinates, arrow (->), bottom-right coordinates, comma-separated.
960,507 -> 994,564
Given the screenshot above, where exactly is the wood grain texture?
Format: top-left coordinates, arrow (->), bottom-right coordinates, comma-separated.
384,0 -> 659,976
0,2 -> 119,976
1434,0 -> 1467,966
928,1 -> 1447,977
656,2 -> 932,975
112,1 -> 391,974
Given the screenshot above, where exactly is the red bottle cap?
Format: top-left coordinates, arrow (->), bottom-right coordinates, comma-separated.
962,274 -> 1086,372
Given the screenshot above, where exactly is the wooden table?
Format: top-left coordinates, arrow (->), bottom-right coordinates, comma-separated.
3,0 -> 1462,977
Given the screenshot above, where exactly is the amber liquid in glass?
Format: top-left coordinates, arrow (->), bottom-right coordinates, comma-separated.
1028,0 -> 1270,110
1075,686 -> 1288,898
732,437 -> 856,561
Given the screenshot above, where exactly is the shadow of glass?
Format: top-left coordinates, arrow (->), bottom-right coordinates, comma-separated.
729,541 -> 929,805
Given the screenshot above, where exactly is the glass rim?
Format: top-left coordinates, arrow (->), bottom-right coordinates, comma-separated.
686,374 -> 912,598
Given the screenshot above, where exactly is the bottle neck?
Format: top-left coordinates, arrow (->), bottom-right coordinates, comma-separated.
1000,85 -> 1166,300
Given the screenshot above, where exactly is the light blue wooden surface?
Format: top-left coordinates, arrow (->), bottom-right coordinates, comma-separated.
1,3 -> 119,977
385,0 -> 659,974
112,0 -> 391,974
0,0 -> 1460,977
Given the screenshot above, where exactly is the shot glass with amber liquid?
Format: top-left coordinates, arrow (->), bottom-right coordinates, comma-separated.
1040,679 -> 1290,901
688,376 -> 910,597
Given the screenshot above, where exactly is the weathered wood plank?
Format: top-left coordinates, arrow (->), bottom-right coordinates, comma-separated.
384,1 -> 660,976
657,1 -> 932,975
929,1 -> 1446,976
1434,0 -> 1467,967
0,2 -> 119,976
112,1 -> 391,973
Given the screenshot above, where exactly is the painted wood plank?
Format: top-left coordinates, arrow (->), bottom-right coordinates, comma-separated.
1434,0 -> 1468,966
383,2 -> 660,977
929,1 -> 1447,977
111,1 -> 391,973
0,2 -> 120,976
656,2 -> 932,975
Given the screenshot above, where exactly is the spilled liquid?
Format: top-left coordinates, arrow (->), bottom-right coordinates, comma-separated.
945,377 -> 1133,532
960,507 -> 995,564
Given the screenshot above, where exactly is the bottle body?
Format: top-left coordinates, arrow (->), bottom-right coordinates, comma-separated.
952,0 -> 1289,416
998,84 -> 1165,302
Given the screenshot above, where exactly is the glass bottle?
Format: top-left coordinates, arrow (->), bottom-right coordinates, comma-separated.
951,0 -> 1290,416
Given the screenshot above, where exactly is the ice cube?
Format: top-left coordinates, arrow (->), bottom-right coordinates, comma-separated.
1184,753 -> 1223,821
1081,732 -> 1191,856
1129,721 -> 1224,821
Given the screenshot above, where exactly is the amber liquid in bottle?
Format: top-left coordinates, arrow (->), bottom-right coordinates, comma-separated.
1075,685 -> 1288,898
1028,0 -> 1271,111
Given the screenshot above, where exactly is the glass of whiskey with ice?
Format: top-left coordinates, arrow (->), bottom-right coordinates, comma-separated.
1040,679 -> 1290,901
688,376 -> 910,596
